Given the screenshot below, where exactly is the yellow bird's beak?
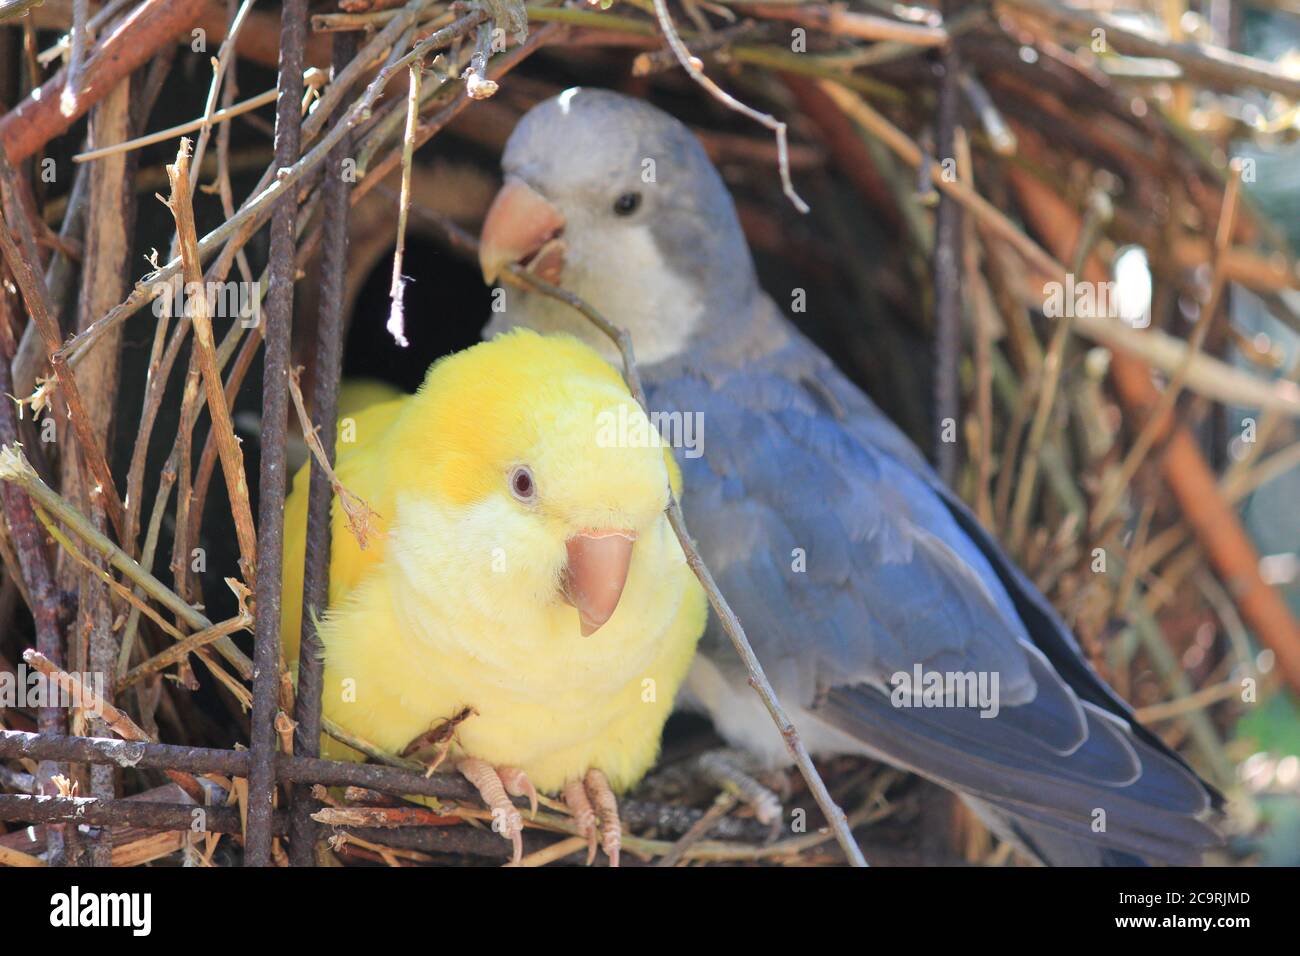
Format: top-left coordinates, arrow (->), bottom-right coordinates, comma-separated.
562,529 -> 636,636
478,176 -> 567,285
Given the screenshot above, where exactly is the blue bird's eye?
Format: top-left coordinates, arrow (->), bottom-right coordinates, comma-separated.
613,192 -> 641,216
510,465 -> 536,502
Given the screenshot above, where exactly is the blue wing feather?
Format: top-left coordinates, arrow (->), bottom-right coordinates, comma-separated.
648,311 -> 1219,864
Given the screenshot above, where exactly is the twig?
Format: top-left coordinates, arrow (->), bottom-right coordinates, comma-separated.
958,72 -> 1016,156
36,0 -> 133,67
387,59 -> 423,346
656,791 -> 737,866
287,368 -> 378,549
73,89 -> 279,164
737,3 -> 947,45
1135,679 -> 1249,724
245,0 -> 309,869
0,444 -> 254,680
162,139 -> 260,584
650,0 -> 810,213
121,609 -> 253,689
32,503 -> 183,642
0,149 -> 128,541
191,0 -> 258,187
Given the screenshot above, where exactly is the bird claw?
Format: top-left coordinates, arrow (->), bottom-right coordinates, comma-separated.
564,769 -> 622,866
498,765 -> 539,818
697,749 -> 785,829
459,757 -> 531,864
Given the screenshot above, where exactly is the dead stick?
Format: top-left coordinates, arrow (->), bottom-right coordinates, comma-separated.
163,138 -> 260,584
21,651 -> 205,801
0,151 -> 128,541
0,304 -> 65,861
0,0 -> 207,163
246,0 -> 309,868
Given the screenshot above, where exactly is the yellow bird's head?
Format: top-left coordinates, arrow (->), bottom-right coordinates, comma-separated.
387,329 -> 679,636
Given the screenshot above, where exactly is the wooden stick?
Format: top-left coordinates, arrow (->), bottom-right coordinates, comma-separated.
0,0 -> 207,163
162,139 -> 260,585
737,3 -> 948,46
74,89 -> 278,164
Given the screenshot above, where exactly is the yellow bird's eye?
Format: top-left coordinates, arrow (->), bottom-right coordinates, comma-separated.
509,465 -> 536,503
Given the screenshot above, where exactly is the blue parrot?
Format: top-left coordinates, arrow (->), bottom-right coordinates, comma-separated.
477,87 -> 1222,865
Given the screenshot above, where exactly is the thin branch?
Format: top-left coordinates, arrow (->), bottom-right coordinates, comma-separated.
162,138 -> 260,584
287,367 -> 378,549
0,148 -> 129,542
121,607 -> 253,689
386,59 -> 423,347
75,89 -> 279,165
0,444 -> 254,680
650,0 -> 809,213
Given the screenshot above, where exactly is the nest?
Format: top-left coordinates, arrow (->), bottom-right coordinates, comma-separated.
0,0 -> 1297,867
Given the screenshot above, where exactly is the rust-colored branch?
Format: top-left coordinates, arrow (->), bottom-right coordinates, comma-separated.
0,0 -> 207,163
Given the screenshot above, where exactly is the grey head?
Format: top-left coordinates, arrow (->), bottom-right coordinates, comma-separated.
479,87 -> 761,364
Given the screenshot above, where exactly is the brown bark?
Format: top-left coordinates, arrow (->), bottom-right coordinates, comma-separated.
0,0 -> 206,163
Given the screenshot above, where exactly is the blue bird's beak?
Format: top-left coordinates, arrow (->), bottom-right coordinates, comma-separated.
479,176 -> 567,285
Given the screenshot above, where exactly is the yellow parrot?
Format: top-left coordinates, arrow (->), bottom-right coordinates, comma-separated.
281,330 -> 707,865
